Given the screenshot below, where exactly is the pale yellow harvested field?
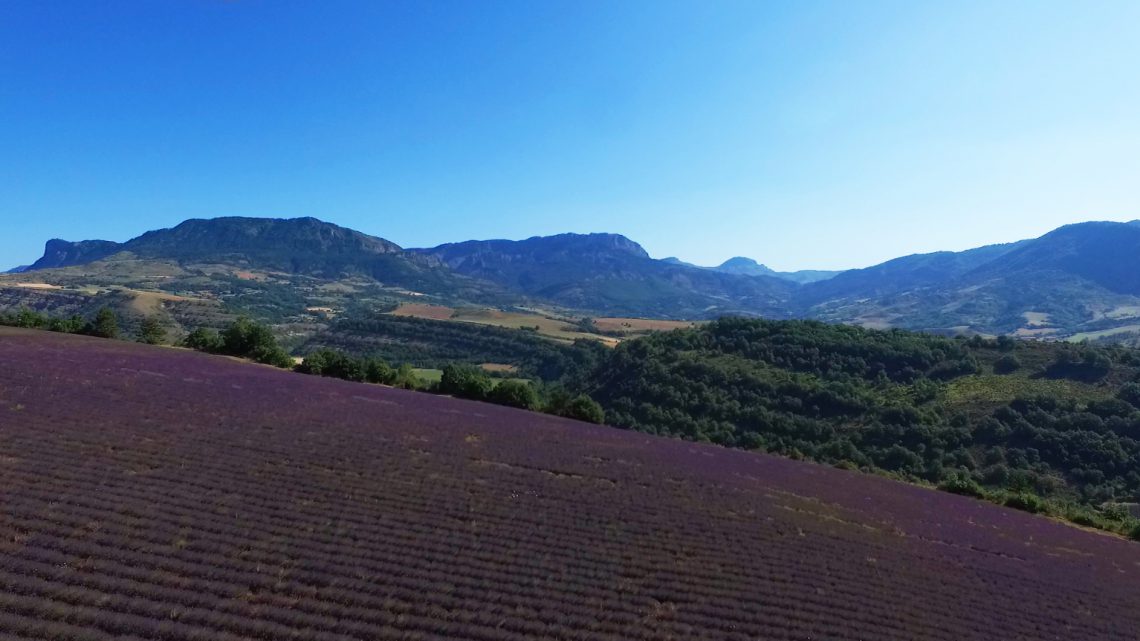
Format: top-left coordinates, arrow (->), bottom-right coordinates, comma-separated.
129,290 -> 191,314
594,317 -> 697,333
11,283 -> 62,290
1105,306 -> 1140,320
391,303 -> 456,320
480,363 -> 518,373
390,304 -> 621,346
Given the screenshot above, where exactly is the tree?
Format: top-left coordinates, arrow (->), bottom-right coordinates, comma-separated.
564,395 -> 605,424
138,316 -> 166,345
365,358 -> 395,385
183,327 -> 224,352
220,317 -> 276,357
488,380 -> 539,410
392,364 -> 422,390
87,307 -> 119,339
218,318 -> 293,367
439,364 -> 493,401
296,350 -> 331,376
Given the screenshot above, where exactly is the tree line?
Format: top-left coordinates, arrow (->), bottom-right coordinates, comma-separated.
181,319 -> 606,424
0,306 -> 164,344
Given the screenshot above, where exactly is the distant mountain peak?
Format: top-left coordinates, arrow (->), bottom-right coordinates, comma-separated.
717,256 -> 777,275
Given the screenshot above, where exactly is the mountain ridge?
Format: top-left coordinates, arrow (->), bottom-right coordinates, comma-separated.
14,216 -> 1140,338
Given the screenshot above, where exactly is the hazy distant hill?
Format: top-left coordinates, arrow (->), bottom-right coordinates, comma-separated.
966,221 -> 1140,296
802,221 -> 1140,336
799,241 -> 1027,303
663,256 -> 840,284
417,234 -> 796,318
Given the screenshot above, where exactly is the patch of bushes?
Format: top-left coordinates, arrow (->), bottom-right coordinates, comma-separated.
1004,492 -> 1046,514
938,473 -> 986,499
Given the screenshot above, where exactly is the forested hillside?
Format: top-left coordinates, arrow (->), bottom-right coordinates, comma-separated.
578,318 -> 1140,512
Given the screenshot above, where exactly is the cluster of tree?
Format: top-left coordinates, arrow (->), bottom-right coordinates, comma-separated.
436,363 -> 604,422
1,306 -> 171,344
182,318 -> 294,368
293,354 -> 605,423
1,306 -> 124,340
179,319 -> 606,424
295,348 -> 423,389
571,318 -> 1140,534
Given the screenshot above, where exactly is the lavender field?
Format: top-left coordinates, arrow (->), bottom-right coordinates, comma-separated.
0,327 -> 1138,640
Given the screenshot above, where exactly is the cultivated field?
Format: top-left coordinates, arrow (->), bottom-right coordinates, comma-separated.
592,317 -> 698,334
389,304 -> 621,346
1,328 -> 1139,640
390,303 -> 456,321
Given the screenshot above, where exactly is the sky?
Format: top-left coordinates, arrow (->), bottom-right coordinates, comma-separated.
2,1 -> 1140,271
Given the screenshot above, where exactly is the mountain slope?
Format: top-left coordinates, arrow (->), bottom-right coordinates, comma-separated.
3,327 -> 1139,640
16,216 -> 1140,335
965,220 -> 1140,296
25,216 -> 504,300
417,234 -> 796,318
799,241 -> 1026,304
802,221 -> 1140,335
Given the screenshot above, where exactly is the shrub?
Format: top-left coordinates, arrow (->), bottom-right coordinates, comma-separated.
1004,492 -> 1045,514
938,473 -> 986,499
1067,510 -> 1098,528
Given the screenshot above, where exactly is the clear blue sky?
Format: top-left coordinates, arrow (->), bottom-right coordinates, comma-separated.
3,1 -> 1140,270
